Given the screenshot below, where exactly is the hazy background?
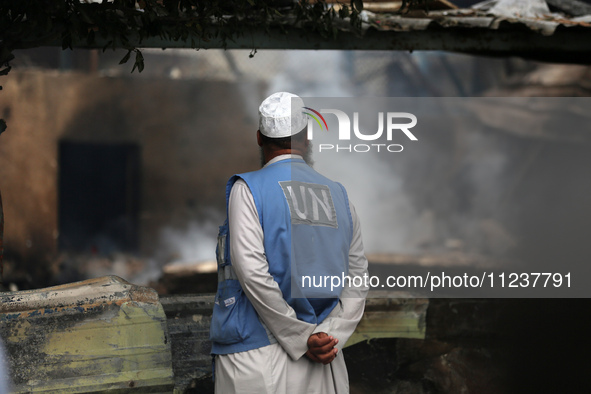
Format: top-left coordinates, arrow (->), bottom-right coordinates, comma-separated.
1,47 -> 590,295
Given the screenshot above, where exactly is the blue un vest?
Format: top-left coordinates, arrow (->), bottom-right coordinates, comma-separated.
210,157 -> 353,355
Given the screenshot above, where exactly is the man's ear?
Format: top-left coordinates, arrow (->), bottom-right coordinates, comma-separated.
257,130 -> 263,147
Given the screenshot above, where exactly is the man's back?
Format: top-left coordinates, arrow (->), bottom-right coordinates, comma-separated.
210,92 -> 368,394
238,156 -> 352,319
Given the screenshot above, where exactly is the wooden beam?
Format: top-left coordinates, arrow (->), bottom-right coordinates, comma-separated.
50,23 -> 591,65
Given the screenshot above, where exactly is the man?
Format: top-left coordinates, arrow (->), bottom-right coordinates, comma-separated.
210,92 -> 368,393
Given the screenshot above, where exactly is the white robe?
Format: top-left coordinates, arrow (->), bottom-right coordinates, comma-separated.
215,155 -> 369,394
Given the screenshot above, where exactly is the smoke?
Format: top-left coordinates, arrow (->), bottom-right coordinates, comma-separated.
312,135 -> 419,253
157,218 -> 221,264
267,51 -> 354,97
266,53 -> 519,259
267,51 -> 420,254
97,217 -> 221,286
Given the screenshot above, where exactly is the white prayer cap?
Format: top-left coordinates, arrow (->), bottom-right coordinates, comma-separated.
258,92 -> 307,138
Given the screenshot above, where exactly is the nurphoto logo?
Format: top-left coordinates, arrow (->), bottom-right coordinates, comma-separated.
304,108 -> 418,153
303,107 -> 329,132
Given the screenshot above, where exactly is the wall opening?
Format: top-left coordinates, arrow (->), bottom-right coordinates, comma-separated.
58,141 -> 141,254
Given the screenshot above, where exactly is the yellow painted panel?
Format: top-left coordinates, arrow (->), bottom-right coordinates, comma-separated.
0,276 -> 174,393
345,308 -> 427,347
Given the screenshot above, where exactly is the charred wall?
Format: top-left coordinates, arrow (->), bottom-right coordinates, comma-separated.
0,70 -> 263,286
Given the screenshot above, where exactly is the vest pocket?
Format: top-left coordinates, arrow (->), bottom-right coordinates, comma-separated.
216,223 -> 228,267
209,279 -> 250,345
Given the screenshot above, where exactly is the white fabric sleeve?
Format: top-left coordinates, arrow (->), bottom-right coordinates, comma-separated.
312,202 -> 369,350
228,179 -> 316,361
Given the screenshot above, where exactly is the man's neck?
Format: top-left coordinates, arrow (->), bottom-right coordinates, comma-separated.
262,147 -> 305,166
264,153 -> 303,167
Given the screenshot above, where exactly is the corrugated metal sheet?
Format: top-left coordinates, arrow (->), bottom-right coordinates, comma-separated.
347,0 -> 591,62
364,2 -> 591,36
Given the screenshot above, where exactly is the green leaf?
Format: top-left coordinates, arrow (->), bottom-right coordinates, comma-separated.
131,50 -> 144,73
119,49 -> 132,64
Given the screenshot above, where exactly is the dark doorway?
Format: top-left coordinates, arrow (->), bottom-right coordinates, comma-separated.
58,141 -> 141,254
